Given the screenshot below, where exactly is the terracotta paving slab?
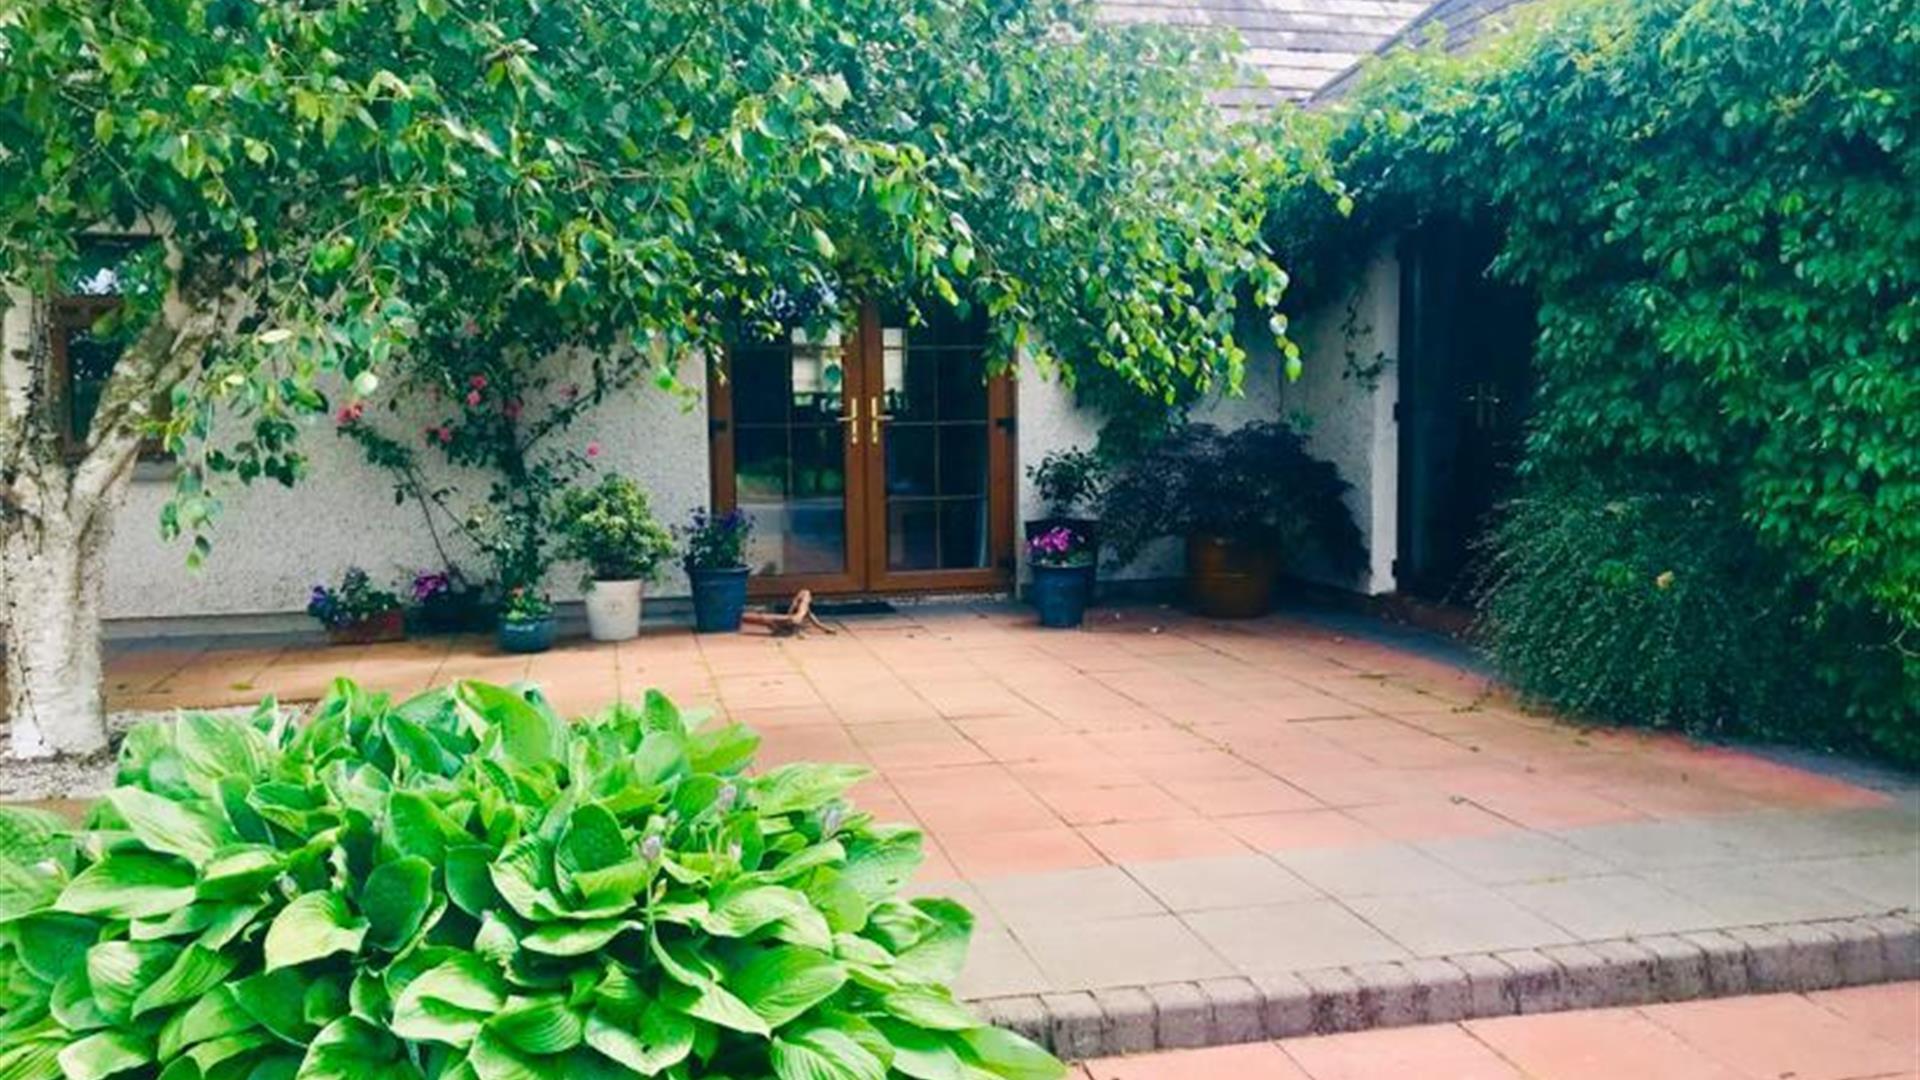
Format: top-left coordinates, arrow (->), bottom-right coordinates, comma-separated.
92,601 -> 1919,1009
1075,985 -> 1920,1079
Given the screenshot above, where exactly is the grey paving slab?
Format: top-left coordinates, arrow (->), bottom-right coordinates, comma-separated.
1799,851 -> 1920,911
1710,807 -> 1920,860
1274,843 -> 1478,897
971,866 -> 1166,930
1554,818 -> 1751,870
955,927 -> 1052,999
1014,913 -> 1234,990
1418,832 -> 1615,885
1181,899 -> 1410,974
1501,873 -> 1725,939
1651,863 -> 1889,925
1347,888 -> 1576,957
1122,854 -> 1321,912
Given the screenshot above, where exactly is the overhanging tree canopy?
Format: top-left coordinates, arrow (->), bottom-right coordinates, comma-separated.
0,0 -> 1319,756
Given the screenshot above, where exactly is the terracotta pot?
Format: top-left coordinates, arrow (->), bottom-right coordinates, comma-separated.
326,608 -> 406,645
1185,532 -> 1279,618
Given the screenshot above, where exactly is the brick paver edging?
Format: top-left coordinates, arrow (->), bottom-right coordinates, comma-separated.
972,915 -> 1920,1060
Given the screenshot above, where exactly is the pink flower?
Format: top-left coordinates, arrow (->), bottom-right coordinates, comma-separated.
469,374 -> 488,390
503,399 -> 522,420
585,441 -> 601,459
334,402 -> 363,427
465,389 -> 482,407
436,426 -> 453,444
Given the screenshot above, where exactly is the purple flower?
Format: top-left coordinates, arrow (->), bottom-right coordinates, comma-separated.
640,834 -> 664,861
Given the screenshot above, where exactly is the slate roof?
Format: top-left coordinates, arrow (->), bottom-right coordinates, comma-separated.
1094,0 -> 1533,109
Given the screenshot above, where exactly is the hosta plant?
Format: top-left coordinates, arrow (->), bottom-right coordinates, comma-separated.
0,680 -> 1062,1080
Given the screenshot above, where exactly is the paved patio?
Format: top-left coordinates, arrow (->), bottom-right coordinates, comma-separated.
97,602 -> 1919,1032
1078,981 -> 1920,1079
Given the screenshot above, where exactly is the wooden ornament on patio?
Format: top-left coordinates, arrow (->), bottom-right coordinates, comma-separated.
740,589 -> 835,637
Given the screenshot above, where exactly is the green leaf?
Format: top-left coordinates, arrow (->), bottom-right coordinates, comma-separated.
880,987 -> 976,1031
956,1027 -> 1065,1080
685,723 -> 759,775
391,955 -> 504,1047
174,711 -> 271,791
0,805 -> 70,864
108,786 -> 232,862
877,1022 -> 967,1080
521,918 -> 627,957
727,946 -> 847,1027
294,1017 -> 411,1080
158,986 -> 257,1059
558,804 -> 627,874
701,884 -> 810,938
444,844 -> 500,916
11,912 -> 97,982
58,853 -> 197,919
264,892 -> 367,971
0,853 -> 58,920
55,1031 -> 150,1080
770,1028 -> 886,1080
233,968 -> 319,1043
360,856 -> 433,950
583,1001 -> 693,1076
132,944 -> 236,1019
487,996 -> 584,1054
196,845 -> 285,901
661,978 -> 769,1037
754,764 -> 871,816
86,940 -> 180,1023
457,681 -> 561,768
891,899 -> 973,984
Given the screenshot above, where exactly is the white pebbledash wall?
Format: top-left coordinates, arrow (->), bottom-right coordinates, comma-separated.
6,275 -> 1399,630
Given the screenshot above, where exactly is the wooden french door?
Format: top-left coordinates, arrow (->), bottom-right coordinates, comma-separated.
709,302 -> 1015,597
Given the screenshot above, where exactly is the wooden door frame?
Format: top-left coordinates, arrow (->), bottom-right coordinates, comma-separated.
707,305 -> 1016,597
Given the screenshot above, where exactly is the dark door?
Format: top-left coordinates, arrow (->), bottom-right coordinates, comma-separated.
1396,220 -> 1536,601
709,302 -> 1015,597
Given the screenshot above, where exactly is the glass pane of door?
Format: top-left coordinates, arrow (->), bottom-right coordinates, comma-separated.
879,315 -> 991,571
731,328 -> 850,576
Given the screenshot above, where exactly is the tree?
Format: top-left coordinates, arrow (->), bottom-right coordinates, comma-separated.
1,0 -> 1318,757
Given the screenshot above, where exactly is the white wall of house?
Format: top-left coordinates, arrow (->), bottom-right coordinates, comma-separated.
1279,247 -> 1401,594
94,350 -> 712,630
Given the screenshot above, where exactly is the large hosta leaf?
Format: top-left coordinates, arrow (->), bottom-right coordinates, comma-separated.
54,1030 -> 149,1080
390,955 -> 505,1047
583,1001 -> 693,1076
0,856 -> 60,921
769,1028 -> 887,1080
487,995 -> 585,1054
264,892 -> 367,971
360,856 -> 433,950
701,884 -> 810,938
957,1027 -> 1066,1080
295,1017 -> 418,1080
752,763 -> 872,817
727,946 -> 847,1028
661,979 -> 769,1037
86,940 -> 178,1023
107,786 -> 232,863
130,944 -> 235,1019
0,805 -> 70,864
56,852 -> 196,919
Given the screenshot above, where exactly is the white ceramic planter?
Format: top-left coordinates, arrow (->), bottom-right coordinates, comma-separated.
584,578 -> 643,641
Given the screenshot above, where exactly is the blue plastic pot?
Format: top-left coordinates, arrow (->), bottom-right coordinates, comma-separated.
1030,563 -> 1092,629
689,566 -> 751,633
497,615 -> 556,654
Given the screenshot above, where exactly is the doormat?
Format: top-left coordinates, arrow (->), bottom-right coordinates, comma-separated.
809,599 -> 897,617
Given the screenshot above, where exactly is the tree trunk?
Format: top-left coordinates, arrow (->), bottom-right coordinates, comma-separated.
2,496 -> 115,758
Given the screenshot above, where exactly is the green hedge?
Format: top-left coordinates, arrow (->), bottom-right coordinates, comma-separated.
0,681 -> 1063,1080
1273,0 -> 1919,751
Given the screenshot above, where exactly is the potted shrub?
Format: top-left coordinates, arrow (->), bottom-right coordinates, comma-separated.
408,567 -> 494,633
1027,524 -> 1095,628
1102,422 -> 1364,618
1024,447 -> 1106,547
306,567 -> 406,644
496,585 -> 556,653
556,475 -> 675,641
679,507 -> 754,632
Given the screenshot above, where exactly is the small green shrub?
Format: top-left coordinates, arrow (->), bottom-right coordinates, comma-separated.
0,681 -> 1063,1080
1477,484 -> 1916,762
556,476 -> 676,583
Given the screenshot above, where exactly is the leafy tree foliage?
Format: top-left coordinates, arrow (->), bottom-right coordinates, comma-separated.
0,0 -> 1313,754
0,680 -> 1065,1080
1274,0 -> 1918,747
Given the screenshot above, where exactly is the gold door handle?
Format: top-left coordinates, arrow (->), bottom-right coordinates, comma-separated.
838,396 -> 860,446
869,394 -> 893,444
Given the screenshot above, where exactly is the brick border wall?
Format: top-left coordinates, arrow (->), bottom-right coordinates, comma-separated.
973,914 -> 1920,1059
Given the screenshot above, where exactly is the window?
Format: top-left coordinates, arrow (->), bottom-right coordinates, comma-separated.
47,241 -> 168,459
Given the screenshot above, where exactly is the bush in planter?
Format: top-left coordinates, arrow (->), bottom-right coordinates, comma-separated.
497,587 -> 557,653
410,568 -> 495,633
1102,423 -> 1364,615
0,679 -> 1065,1080
1025,449 -> 1104,531
679,508 -> 755,633
557,477 -> 676,642
308,567 -> 407,644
